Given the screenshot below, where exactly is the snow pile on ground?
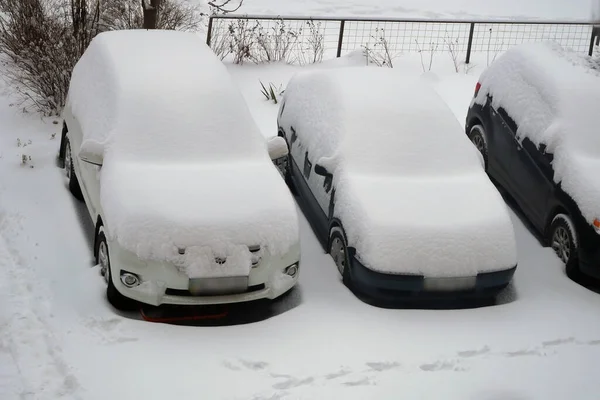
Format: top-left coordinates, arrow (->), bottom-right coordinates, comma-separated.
67,30 -> 299,272
475,42 -> 600,223
281,67 -> 517,276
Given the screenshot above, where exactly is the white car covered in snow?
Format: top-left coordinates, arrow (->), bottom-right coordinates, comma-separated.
277,67 -> 517,301
58,30 -> 300,310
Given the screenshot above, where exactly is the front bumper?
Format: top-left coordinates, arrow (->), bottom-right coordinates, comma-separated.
349,254 -> 516,301
108,240 -> 300,306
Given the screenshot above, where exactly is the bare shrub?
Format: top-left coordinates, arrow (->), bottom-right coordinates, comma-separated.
209,19 -> 233,60
363,28 -> 395,68
415,40 -> 438,72
227,19 -> 259,64
486,28 -> 503,66
298,20 -> 324,65
253,19 -> 301,63
0,0 -> 99,115
101,0 -> 203,31
444,33 -> 461,73
0,0 -> 204,115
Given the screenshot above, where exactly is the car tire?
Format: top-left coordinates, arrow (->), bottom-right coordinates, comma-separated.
468,124 -> 488,170
278,132 -> 297,194
64,138 -> 84,201
96,228 -> 138,311
329,226 -> 352,287
549,214 -> 579,277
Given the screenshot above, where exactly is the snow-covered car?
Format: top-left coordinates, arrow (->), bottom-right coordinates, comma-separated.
467,42 -> 600,279
57,30 -> 300,310
277,67 -> 518,301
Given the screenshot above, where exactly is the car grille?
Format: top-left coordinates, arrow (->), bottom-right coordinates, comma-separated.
165,283 -> 266,297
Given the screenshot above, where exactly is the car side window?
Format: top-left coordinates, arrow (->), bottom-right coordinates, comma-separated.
303,151 -> 312,179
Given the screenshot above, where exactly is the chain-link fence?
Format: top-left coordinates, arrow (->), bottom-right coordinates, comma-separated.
206,14 -> 599,65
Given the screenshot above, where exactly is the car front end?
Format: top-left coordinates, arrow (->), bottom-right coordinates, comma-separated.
106,238 -> 300,307
347,246 -> 516,302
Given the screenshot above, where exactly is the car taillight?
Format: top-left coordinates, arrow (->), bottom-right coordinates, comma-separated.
474,82 -> 481,97
593,219 -> 600,234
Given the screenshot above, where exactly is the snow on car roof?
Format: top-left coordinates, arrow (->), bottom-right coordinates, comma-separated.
475,42 -> 600,222
282,67 -> 483,176
67,30 -> 266,162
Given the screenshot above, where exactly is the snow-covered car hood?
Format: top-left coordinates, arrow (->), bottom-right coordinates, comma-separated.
99,160 -> 299,278
335,172 -> 517,278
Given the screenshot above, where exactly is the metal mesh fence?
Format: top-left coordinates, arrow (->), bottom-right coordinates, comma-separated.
207,15 -> 597,65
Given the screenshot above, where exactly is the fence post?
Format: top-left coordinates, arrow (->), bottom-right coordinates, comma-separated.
589,26 -> 599,56
465,22 -> 475,64
206,16 -> 214,47
337,20 -> 346,58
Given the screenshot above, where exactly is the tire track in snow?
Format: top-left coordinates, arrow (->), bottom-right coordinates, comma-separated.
0,211 -> 82,399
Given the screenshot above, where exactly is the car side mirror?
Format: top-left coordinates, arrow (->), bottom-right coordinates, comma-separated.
314,164 -> 330,177
267,136 -> 289,160
79,140 -> 104,166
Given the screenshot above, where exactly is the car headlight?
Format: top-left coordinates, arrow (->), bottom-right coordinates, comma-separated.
594,219 -> 600,234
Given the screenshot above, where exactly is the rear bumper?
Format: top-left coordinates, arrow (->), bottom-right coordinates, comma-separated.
350,255 -> 516,301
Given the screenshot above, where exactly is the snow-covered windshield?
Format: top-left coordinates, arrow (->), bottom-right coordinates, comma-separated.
338,80 -> 481,177
69,30 -> 267,164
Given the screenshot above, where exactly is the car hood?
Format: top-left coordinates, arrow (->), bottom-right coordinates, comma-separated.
99,160 -> 299,278
334,172 -> 517,278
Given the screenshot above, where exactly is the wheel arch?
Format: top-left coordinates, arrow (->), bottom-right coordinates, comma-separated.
327,218 -> 345,249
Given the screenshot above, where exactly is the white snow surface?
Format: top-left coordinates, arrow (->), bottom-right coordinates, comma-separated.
281,67 -> 517,276
3,48 -> 600,400
68,29 -> 299,269
475,42 -> 600,224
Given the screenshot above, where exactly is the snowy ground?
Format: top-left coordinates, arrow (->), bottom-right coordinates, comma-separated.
2,46 -> 600,399
236,0 -> 596,20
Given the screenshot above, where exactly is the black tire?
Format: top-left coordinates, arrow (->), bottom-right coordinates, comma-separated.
549,214 -> 580,278
328,226 -> 352,287
64,139 -> 84,201
468,124 -> 488,170
95,230 -> 138,311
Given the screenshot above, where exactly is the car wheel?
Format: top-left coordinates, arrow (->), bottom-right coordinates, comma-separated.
64,139 -> 84,201
329,226 -> 352,286
96,228 -> 138,311
549,214 -> 579,277
468,124 -> 488,170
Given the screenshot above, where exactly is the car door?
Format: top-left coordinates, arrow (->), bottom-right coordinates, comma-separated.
67,114 -> 103,220
509,137 -> 554,229
488,105 -> 519,190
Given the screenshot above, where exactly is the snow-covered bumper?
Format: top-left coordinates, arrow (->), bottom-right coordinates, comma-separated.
107,240 -> 300,306
347,248 -> 516,301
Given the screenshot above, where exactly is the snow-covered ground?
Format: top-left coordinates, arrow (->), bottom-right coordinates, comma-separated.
2,1 -> 600,398
2,49 -> 600,399
237,0 -> 595,21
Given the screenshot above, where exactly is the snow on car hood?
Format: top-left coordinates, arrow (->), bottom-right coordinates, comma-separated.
335,172 -> 517,277
100,160 -> 299,279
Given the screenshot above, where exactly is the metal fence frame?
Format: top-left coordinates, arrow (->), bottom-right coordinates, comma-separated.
207,14 -> 600,63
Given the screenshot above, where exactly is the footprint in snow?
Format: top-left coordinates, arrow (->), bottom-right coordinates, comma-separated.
504,349 -> 543,357
542,337 -> 575,347
366,361 -> 401,372
240,359 -> 269,371
325,368 -> 352,380
419,360 -> 457,372
343,376 -> 373,387
271,374 -> 315,390
457,345 -> 491,358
